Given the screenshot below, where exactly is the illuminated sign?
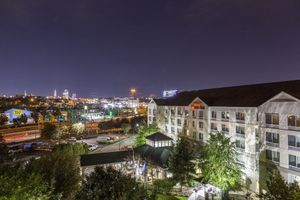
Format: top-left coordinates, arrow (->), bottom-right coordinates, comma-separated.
191,102 -> 205,110
13,109 -> 23,116
163,90 -> 178,98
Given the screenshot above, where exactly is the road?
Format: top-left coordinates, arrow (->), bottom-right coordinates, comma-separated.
83,134 -> 137,153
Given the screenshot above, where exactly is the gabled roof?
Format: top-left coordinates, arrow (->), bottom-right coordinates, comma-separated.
154,80 -> 300,107
146,132 -> 173,141
80,150 -> 133,167
135,144 -> 171,168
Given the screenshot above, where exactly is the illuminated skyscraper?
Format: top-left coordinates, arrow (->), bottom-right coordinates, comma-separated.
54,89 -> 57,98
63,89 -> 69,99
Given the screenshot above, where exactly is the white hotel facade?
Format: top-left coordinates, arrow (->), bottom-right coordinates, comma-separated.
147,80 -> 300,193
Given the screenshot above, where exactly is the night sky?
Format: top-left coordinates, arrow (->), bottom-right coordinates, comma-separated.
0,0 -> 300,97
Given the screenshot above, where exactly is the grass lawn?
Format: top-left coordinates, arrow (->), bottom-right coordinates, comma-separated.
157,194 -> 187,200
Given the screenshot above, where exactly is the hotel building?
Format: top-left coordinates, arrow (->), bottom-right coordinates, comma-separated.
147,80 -> 300,193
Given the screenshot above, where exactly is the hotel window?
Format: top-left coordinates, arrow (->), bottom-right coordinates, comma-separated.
171,108 -> 175,116
171,118 -> 175,125
266,150 -> 280,163
177,128 -> 181,135
255,128 -> 260,138
288,115 -> 300,129
211,111 -> 217,120
192,121 -> 195,127
177,119 -> 182,126
165,126 -> 168,133
236,126 -> 245,137
288,135 -> 300,149
199,132 -> 203,140
184,109 -> 189,117
171,127 -> 175,134
236,112 -> 245,121
236,139 -> 245,151
211,123 -> 218,132
266,132 -> 279,146
289,155 -> 300,169
199,121 -> 204,129
199,111 -> 204,119
193,131 -> 196,139
265,113 -> 279,126
236,152 -> 245,165
221,112 -> 229,121
221,124 -> 229,134
177,108 -> 183,116
192,110 -> 196,118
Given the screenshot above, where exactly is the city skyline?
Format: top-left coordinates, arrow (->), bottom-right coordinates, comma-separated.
0,0 -> 299,97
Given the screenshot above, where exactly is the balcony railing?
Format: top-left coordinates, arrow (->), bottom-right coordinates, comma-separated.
288,145 -> 300,151
289,165 -> 300,172
266,141 -> 279,148
288,126 -> 300,131
236,133 -> 245,138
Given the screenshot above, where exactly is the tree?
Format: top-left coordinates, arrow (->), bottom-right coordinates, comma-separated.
76,166 -> 148,200
121,123 -> 131,134
41,123 -> 59,140
27,152 -> 81,200
0,138 -> 9,163
0,165 -> 57,200
199,132 -> 241,199
0,114 -> 8,126
52,143 -> 89,156
168,137 -> 195,189
260,170 -> 300,200
152,179 -> 175,194
31,111 -> 39,124
71,123 -> 85,135
134,122 -> 159,147
19,114 -> 28,124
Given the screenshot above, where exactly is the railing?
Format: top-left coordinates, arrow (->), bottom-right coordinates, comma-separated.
266,141 -> 279,147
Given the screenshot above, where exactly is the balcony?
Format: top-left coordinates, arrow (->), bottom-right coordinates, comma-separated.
289,165 -> 300,173
236,133 -> 245,138
288,126 -> 300,131
266,141 -> 279,148
265,123 -> 279,129
288,145 -> 300,151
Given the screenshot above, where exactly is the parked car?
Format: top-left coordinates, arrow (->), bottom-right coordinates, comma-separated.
68,137 -> 77,143
87,144 -> 98,151
8,145 -> 23,154
97,136 -> 111,142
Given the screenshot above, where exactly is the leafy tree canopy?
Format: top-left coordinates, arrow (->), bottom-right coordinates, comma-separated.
199,132 -> 241,197
168,137 -> 195,187
76,166 -> 148,200
52,143 -> 89,156
0,165 -> 57,200
134,122 -> 159,147
27,152 -> 81,200
260,170 -> 300,200
41,123 -> 59,140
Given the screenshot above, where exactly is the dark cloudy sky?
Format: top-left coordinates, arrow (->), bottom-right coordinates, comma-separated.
0,0 -> 299,97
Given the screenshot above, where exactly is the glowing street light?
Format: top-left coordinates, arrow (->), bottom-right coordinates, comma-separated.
130,88 -> 136,96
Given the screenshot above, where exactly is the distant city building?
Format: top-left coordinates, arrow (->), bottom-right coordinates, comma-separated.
63,89 -> 69,99
148,80 -> 300,193
72,93 -> 77,99
4,108 -> 32,122
54,89 -> 57,98
163,90 -> 178,98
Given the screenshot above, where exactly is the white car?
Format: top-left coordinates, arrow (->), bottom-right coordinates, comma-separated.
88,144 -> 98,151
96,136 -> 111,142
